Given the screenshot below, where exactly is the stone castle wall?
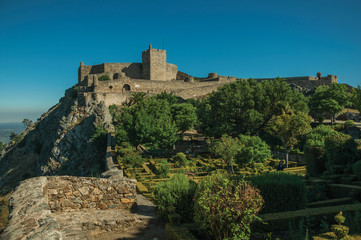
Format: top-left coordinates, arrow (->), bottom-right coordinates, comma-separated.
46,176 -> 136,212
79,63 -> 143,85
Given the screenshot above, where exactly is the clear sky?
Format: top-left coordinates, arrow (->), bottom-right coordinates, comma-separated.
0,0 -> 360,122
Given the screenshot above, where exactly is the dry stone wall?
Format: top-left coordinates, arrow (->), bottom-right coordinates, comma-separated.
47,176 -> 136,212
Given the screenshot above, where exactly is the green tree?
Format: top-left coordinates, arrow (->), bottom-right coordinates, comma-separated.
303,125 -> 338,176
351,85 -> 361,113
267,109 -> 312,168
121,97 -> 178,149
129,92 -> 147,106
154,91 -> 179,105
309,83 -> 350,125
209,135 -> 240,173
199,78 -> 308,137
171,103 -> 197,133
9,132 -> 17,141
22,118 -> 32,128
235,135 -> 271,166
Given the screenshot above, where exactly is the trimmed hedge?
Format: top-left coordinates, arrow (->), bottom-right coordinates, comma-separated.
353,160 -> 361,181
258,203 -> 361,232
248,172 -> 306,214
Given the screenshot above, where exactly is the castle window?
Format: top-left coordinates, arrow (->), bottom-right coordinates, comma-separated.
122,84 -> 131,93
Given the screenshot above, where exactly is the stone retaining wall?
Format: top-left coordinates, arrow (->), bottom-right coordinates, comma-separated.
46,176 -> 136,212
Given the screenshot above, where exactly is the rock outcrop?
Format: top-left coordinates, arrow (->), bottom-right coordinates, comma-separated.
0,175 -> 140,240
0,86 -> 114,194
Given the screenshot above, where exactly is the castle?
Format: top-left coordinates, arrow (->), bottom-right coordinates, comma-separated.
77,44 -> 338,106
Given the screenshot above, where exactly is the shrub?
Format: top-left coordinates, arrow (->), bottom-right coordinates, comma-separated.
194,173 -> 264,240
91,125 -> 108,151
352,160 -> 361,180
157,160 -> 171,178
154,174 -> 197,223
114,126 -> 129,146
173,152 -> 187,168
343,120 -> 355,129
331,212 -> 349,239
235,134 -> 271,166
72,86 -> 78,98
122,152 -> 145,168
99,74 -> 111,81
325,133 -> 358,172
305,145 -> 327,177
304,125 -> 337,177
248,172 -> 306,214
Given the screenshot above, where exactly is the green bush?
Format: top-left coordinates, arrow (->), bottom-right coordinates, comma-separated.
235,134 -> 271,166
305,145 -> 327,177
304,125 -> 337,177
99,74 -> 111,81
114,126 -> 129,146
122,152 -> 145,168
325,133 -> 358,172
343,120 -> 355,129
71,86 -> 78,98
248,172 -> 306,214
91,125 -> 107,151
173,152 -> 187,168
194,173 -> 263,240
332,212 -> 349,239
157,160 -> 171,178
154,174 -> 197,223
352,160 -> 361,180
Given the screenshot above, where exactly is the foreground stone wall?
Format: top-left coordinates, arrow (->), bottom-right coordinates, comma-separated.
0,177 -> 62,240
46,176 -> 136,212
0,175 -> 137,240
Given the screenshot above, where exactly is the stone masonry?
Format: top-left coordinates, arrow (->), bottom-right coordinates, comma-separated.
77,44 -> 339,107
0,175 -> 137,240
46,176 -> 136,212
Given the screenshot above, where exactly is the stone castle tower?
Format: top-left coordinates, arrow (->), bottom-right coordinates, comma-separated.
142,44 -> 168,81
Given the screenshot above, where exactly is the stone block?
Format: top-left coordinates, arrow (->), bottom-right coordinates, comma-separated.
63,185 -> 72,193
81,194 -> 92,201
64,192 -> 73,198
78,187 -> 89,196
48,189 -> 58,195
98,202 -> 108,210
102,194 -> 115,200
73,190 -> 81,197
92,188 -> 102,195
121,198 -> 136,204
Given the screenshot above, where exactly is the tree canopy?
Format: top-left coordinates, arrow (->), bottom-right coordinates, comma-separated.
199,78 -> 309,137
267,108 -> 312,168
309,83 -> 350,124
351,85 -> 361,114
119,93 -> 197,149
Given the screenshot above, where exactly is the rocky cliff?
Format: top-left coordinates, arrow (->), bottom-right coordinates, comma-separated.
0,86 -> 114,194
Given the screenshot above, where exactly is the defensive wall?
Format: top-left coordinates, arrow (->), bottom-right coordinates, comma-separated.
77,45 -> 339,107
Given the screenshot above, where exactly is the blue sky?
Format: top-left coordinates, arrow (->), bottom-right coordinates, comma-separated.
0,0 -> 360,122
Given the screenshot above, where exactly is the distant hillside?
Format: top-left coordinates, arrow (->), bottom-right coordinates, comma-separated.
0,123 -> 25,143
